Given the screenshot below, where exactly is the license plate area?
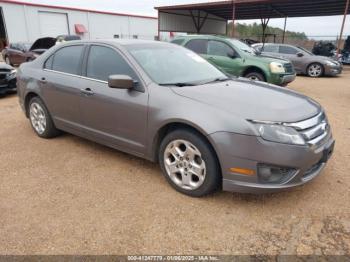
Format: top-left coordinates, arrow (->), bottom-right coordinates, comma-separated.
321,141 -> 335,163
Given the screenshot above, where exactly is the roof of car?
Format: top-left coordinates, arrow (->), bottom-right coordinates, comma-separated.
61,39 -> 172,47
174,35 -> 236,40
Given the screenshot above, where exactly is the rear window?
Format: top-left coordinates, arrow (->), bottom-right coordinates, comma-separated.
51,45 -> 84,75
171,39 -> 185,45
262,45 -> 279,53
185,39 -> 207,54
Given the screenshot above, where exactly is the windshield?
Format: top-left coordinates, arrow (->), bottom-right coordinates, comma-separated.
127,44 -> 227,85
297,46 -> 313,55
229,39 -> 257,55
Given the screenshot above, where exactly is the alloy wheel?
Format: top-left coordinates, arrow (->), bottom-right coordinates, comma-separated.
308,64 -> 322,77
29,102 -> 47,134
163,139 -> 206,190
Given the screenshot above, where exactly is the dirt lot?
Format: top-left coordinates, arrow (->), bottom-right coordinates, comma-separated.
0,70 -> 350,255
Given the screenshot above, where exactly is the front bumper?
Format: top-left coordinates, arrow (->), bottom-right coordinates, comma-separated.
0,75 -> 17,94
324,64 -> 343,76
270,73 -> 296,86
209,131 -> 335,194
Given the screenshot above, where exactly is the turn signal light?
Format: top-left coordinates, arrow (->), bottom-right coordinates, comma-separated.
229,167 -> 255,176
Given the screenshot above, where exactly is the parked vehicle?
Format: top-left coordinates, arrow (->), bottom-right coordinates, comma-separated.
171,35 -> 296,86
2,35 -> 81,66
0,62 -> 16,95
17,40 -> 334,196
252,43 -> 343,78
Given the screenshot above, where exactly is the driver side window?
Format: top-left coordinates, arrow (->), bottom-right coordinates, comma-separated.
86,45 -> 138,82
279,46 -> 298,55
208,40 -> 235,58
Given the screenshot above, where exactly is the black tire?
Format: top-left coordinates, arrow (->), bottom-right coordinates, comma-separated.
307,63 -> 324,77
244,71 -> 265,82
159,128 -> 221,197
28,96 -> 60,138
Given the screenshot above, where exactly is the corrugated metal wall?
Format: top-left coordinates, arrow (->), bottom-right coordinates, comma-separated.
159,10 -> 227,35
0,2 -> 158,43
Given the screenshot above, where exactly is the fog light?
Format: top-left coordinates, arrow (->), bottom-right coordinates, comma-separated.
257,164 -> 296,184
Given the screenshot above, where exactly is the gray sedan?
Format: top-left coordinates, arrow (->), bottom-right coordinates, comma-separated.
253,43 -> 343,77
17,40 -> 335,197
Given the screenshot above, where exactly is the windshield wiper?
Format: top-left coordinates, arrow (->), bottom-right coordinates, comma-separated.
159,82 -> 197,87
202,77 -> 230,85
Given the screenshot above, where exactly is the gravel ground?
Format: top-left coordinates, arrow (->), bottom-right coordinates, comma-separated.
0,71 -> 349,255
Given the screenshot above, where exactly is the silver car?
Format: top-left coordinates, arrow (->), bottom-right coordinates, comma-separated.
17,40 -> 335,197
253,43 -> 343,77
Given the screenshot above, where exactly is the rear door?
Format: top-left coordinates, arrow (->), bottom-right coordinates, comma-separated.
261,44 -> 280,57
207,40 -> 242,76
79,44 -> 149,155
41,44 -> 86,131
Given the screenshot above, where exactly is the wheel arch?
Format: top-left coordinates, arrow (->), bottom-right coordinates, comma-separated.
151,121 -> 220,170
241,66 -> 267,81
24,92 -> 41,118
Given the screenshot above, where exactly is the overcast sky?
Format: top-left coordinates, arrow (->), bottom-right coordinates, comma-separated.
21,0 -> 350,39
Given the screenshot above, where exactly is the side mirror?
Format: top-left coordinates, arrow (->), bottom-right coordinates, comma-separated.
227,51 -> 237,59
297,52 -> 304,57
108,75 -> 135,89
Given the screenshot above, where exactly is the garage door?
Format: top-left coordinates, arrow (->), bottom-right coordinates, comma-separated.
39,11 -> 69,37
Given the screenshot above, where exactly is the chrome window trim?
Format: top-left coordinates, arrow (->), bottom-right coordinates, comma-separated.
43,69 -> 108,84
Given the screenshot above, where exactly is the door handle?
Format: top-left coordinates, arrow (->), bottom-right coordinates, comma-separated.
81,88 -> 94,96
39,77 -> 47,84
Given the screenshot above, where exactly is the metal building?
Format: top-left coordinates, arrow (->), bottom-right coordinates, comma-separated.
0,0 -> 158,49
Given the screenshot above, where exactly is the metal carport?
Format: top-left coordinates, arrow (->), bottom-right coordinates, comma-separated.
155,0 -> 349,53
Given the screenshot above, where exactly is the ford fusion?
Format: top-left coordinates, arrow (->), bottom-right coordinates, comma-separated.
17,40 -> 335,197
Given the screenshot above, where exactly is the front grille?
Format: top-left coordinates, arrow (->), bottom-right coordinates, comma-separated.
283,63 -> 294,73
0,73 -> 7,80
285,112 -> 330,147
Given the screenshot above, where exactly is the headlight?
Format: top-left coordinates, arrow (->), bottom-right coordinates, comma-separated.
254,123 -> 305,145
325,60 -> 336,66
9,69 -> 17,77
270,62 -> 285,73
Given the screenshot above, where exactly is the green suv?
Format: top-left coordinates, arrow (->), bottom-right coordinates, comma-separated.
172,35 -> 296,86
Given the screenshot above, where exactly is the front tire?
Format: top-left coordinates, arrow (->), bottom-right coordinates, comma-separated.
28,97 -> 60,138
159,129 -> 221,197
307,63 -> 324,77
244,71 -> 265,82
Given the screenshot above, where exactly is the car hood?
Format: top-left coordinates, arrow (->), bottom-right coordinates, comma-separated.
0,62 -> 14,70
312,55 -> 339,64
30,37 -> 56,51
171,78 -> 320,123
250,53 -> 290,64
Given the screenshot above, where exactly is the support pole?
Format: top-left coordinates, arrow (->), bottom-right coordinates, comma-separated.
261,18 -> 270,44
157,10 -> 160,41
337,0 -> 350,57
282,16 -> 287,43
231,2 -> 236,37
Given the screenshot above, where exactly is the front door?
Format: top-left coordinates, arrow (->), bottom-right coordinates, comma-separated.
278,45 -> 303,73
206,40 -> 242,76
79,45 -> 148,155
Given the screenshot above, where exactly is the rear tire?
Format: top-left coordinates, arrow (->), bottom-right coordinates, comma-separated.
159,128 -> 221,197
28,97 -> 60,138
244,71 -> 265,82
